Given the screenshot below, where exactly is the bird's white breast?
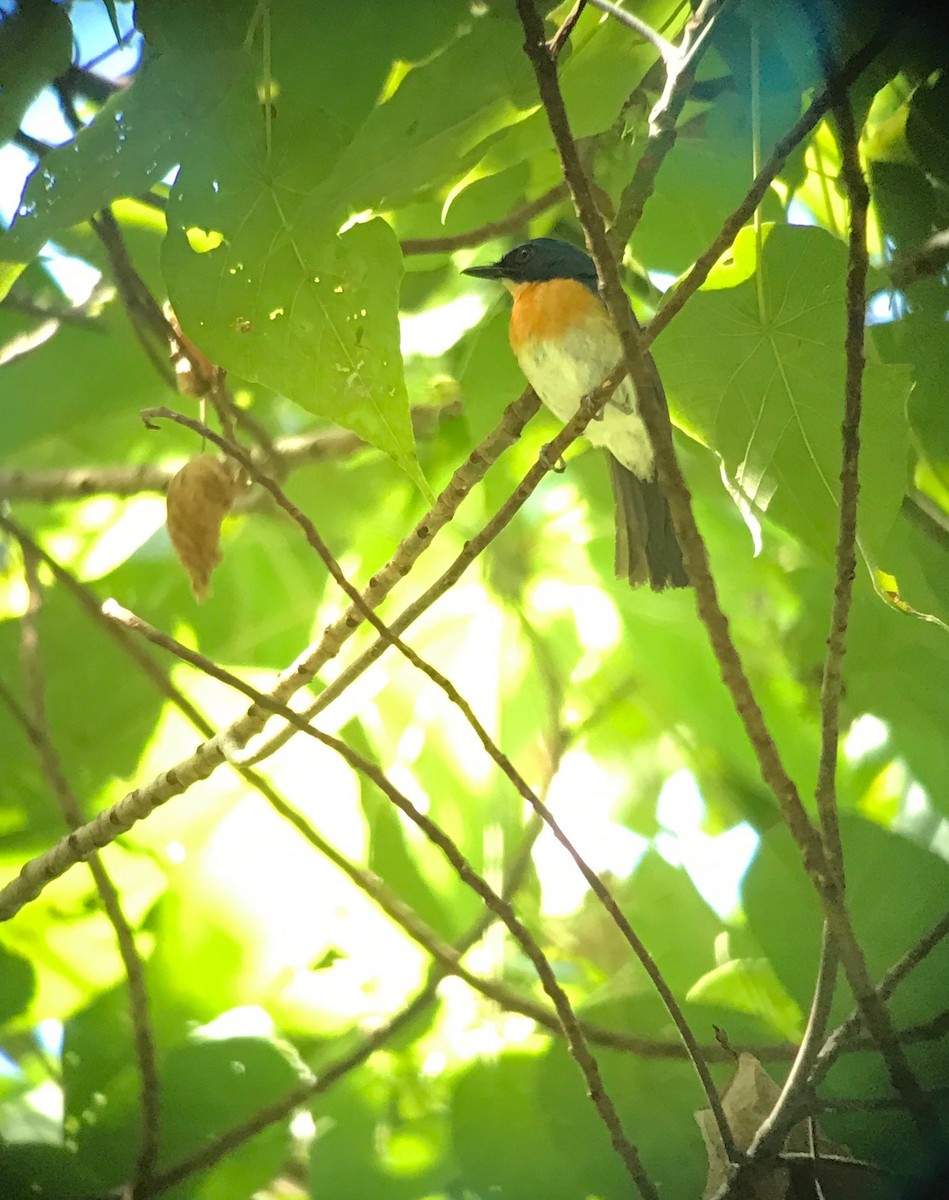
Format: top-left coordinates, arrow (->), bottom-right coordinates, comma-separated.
515,323 -> 655,479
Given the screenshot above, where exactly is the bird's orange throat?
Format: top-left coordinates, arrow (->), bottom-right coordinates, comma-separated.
508,278 -> 606,355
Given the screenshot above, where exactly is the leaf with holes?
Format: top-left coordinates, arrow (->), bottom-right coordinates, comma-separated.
655,224 -> 910,560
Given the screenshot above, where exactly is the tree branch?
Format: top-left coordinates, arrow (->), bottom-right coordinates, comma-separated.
102,603 -> 656,1200
645,21 -> 893,346
400,183 -> 568,255
0,388 -> 540,919
515,0 -> 740,1167
8,551 -> 160,1195
0,403 -> 458,505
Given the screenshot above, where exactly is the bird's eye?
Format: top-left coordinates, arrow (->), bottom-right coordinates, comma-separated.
514,246 -> 532,264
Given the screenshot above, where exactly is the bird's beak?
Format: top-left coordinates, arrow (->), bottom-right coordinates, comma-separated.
462,261 -> 506,280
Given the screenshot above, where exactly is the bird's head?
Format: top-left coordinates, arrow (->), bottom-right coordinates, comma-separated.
463,237 -> 598,293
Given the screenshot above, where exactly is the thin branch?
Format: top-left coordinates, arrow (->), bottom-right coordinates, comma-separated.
139,983 -> 437,1197
513,10 -> 933,1144
734,928 -> 839,1181
141,407 -> 732,1125
810,910 -> 949,1093
548,0 -> 588,56
515,0 -> 738,1168
796,0 -> 933,1134
10,552 -> 160,1195
0,403 -> 459,504
807,4 -> 871,888
586,0 -> 678,62
104,604 -> 656,1200
645,21 -> 893,346
400,184 -> 568,255
814,1086 -> 949,1113
90,208 -> 178,389
609,0 -> 719,250
0,389 -> 540,919
6,523 -> 732,1068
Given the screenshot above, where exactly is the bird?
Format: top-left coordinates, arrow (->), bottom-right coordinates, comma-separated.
464,237 -> 687,590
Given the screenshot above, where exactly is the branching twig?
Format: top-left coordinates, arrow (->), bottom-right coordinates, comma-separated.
400,184 -> 568,255
0,403 -> 459,505
9,552 -> 160,1195
609,0 -> 724,251
810,910 -> 949,1093
103,603 -> 655,1200
515,0 -> 739,1167
0,390 -> 540,918
646,21 -> 892,346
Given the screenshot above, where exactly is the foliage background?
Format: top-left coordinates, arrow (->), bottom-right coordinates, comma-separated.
0,0 -> 947,1198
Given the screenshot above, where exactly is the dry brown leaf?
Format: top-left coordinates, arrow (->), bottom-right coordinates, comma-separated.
166,455 -> 238,601
164,301 -> 218,398
696,1053 -> 789,1200
696,1053 -> 853,1200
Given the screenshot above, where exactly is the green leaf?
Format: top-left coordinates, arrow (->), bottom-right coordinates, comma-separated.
297,12 -> 535,222
164,192 -> 427,491
3,50 -> 238,265
743,814 -> 949,1028
0,943 -> 36,1025
309,1070 -> 450,1199
0,1144 -> 102,1200
158,1034 -> 303,1200
657,224 -> 911,559
537,1011 -> 716,1200
0,584 -> 165,853
0,0 -> 72,146
687,957 -> 803,1042
450,1051 -> 583,1200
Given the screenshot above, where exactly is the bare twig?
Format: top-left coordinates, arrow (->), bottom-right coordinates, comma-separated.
400,184 -> 568,255
810,910 -> 949,1093
0,390 -> 540,918
514,0 -> 738,1168
0,403 -> 459,504
808,9 -> 871,887
609,0 -> 724,251
548,0 -> 588,56
90,208 -> 178,389
646,21 -> 893,346
104,603 -> 655,1200
140,405 -> 737,1128
10,553 -> 160,1195
735,928 -> 839,1180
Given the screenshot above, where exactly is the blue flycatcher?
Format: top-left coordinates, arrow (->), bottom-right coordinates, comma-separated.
465,237 -> 686,590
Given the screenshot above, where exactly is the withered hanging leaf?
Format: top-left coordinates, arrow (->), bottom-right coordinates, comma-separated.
696,1053 -> 789,1200
166,455 -> 239,601
696,1053 -> 852,1200
164,300 -> 219,398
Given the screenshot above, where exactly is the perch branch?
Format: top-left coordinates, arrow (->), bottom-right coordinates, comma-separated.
104,603 -> 656,1200
516,0 -> 740,1164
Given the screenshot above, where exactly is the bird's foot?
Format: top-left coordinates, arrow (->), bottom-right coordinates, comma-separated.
539,443 -> 567,473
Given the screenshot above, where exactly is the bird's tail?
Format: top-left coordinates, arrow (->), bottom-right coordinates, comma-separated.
607,453 -> 688,590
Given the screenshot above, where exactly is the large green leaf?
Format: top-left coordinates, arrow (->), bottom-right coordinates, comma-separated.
0,0 -> 72,145
0,942 -> 35,1025
657,224 -> 910,559
3,50 -> 239,266
743,815 -> 949,1028
164,212 -> 426,492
